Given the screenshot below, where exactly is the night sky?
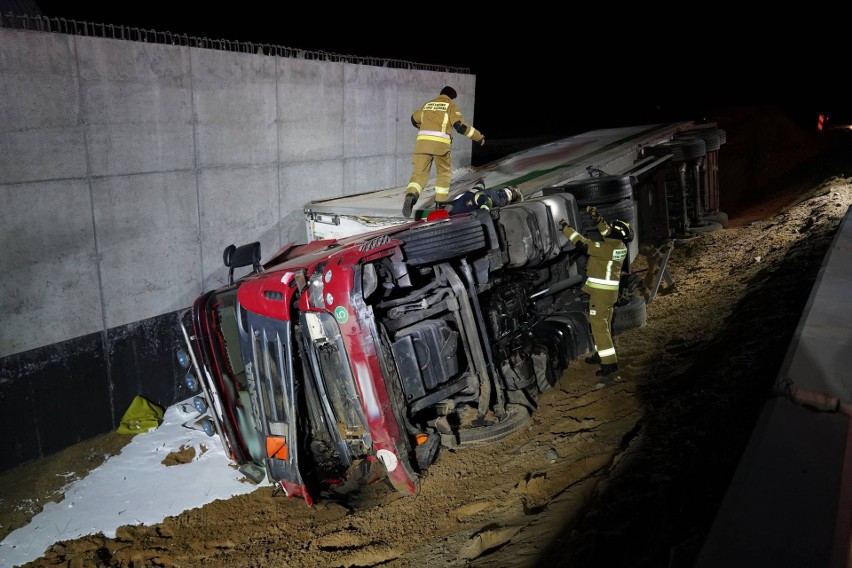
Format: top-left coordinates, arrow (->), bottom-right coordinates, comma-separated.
25,3 -> 842,138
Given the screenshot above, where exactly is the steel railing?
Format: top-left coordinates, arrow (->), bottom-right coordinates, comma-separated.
0,12 -> 471,74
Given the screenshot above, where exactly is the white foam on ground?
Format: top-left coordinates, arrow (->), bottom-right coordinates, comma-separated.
0,399 -> 267,568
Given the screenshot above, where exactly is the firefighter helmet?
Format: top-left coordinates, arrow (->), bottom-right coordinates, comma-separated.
609,220 -> 634,243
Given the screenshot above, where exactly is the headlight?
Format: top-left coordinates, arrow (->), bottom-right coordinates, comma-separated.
308,272 -> 325,309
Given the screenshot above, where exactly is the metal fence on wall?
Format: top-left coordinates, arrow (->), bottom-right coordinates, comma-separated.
0,11 -> 472,74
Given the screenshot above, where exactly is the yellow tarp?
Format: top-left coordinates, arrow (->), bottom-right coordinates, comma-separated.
117,395 -> 165,435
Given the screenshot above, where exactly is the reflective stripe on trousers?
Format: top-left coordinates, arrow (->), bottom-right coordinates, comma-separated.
587,287 -> 619,365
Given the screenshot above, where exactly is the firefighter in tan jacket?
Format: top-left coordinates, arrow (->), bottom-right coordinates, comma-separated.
560,207 -> 634,378
403,86 -> 485,218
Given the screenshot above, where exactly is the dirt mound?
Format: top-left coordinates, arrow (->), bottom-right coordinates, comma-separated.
715,106 -> 838,216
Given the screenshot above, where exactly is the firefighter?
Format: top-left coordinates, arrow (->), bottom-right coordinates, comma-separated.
403,86 -> 485,218
447,179 -> 524,216
559,207 -> 634,377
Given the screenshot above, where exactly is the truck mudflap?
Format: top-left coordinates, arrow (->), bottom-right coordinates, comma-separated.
278,480 -> 313,506
374,441 -> 420,496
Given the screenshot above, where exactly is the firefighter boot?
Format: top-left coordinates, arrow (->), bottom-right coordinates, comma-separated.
508,185 -> 524,203
596,363 -> 619,377
402,191 -> 419,218
584,352 -> 602,365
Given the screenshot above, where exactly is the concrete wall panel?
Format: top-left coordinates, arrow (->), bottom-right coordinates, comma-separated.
279,160 -> 344,245
192,49 -> 277,168
396,153 -> 413,188
0,128 -> 88,184
453,146 -> 473,171
0,30 -> 79,126
0,74 -> 80,131
343,156 -> 397,197
0,180 -> 102,357
75,36 -> 191,84
92,172 -> 202,329
77,38 -> 194,176
452,75 -> 478,172
343,64 -> 398,159
278,58 -> 344,162
0,29 -> 77,74
198,166 -> 278,290
0,30 -> 86,184
86,123 -> 195,176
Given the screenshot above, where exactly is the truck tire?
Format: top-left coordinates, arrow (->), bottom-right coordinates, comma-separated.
612,295 -> 647,335
580,198 -> 637,236
648,137 -> 707,162
676,129 -> 722,151
686,220 -> 724,234
701,211 -> 729,228
456,404 -> 531,447
399,217 -> 486,266
546,175 -> 633,205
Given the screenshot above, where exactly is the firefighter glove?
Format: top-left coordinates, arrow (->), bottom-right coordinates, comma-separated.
586,205 -> 602,222
479,136 -> 486,147
559,218 -> 569,230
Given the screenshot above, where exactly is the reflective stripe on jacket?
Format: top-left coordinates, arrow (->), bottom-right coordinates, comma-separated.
562,226 -> 627,290
411,94 -> 482,152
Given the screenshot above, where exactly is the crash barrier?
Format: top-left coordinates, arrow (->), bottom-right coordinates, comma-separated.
696,205 -> 852,568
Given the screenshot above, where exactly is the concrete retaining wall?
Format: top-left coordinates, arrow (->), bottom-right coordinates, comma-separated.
0,27 -> 476,471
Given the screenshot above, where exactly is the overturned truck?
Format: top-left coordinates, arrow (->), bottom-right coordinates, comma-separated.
177,121 -> 727,504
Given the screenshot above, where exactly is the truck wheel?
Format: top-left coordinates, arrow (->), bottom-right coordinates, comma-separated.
547,175 -> 633,205
686,220 -> 723,234
648,137 -> 707,162
676,129 -> 722,151
612,295 -> 647,336
701,211 -> 729,228
580,198 -> 637,236
457,404 -> 530,447
399,217 -> 486,266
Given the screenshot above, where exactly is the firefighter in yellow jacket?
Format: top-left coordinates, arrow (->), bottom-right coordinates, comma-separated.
559,207 -> 634,378
403,86 -> 485,218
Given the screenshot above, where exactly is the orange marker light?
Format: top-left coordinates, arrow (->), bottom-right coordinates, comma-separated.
266,436 -> 289,460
